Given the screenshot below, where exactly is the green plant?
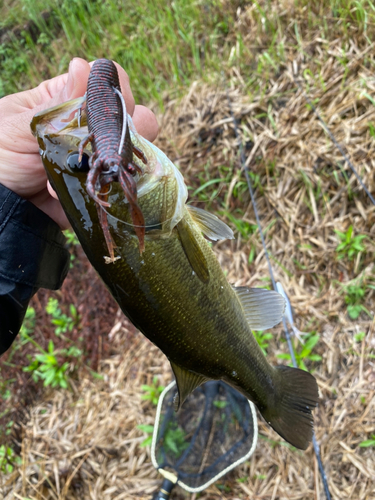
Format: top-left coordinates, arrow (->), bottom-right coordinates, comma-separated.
20,306 -> 36,339
344,284 -> 371,320
137,424 -> 155,447
222,210 -> 257,240
248,244 -> 256,264
63,229 -> 80,246
354,331 -> 366,342
253,330 -> 273,356
140,376 -> 165,405
0,445 -> 22,474
213,400 -> 227,409
138,421 -> 188,456
162,423 -> 189,455
46,297 -> 80,336
335,225 -> 366,260
23,340 -> 82,389
368,123 -> 375,138
359,434 -> 375,447
277,332 -> 322,371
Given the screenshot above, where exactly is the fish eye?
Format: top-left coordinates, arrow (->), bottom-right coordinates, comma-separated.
67,152 -> 90,172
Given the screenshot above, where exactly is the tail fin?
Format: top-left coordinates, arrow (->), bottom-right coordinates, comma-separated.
261,366 -> 319,450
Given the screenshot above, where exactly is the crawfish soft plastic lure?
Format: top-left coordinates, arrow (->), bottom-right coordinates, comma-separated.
79,58 -> 147,257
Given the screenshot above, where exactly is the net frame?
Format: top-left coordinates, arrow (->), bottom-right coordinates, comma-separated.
151,380 -> 258,493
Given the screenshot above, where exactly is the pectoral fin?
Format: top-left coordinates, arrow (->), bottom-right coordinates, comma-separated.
177,218 -> 210,283
170,361 -> 208,411
233,286 -> 286,330
187,205 -> 234,241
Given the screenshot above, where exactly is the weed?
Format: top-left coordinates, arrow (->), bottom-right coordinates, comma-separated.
359,435 -> 375,447
0,445 -> 22,474
222,210 -> 257,240
335,225 -> 366,260
137,424 -> 155,447
248,245 -> 256,264
237,476 -> 249,483
344,283 -> 371,320
278,332 -> 322,371
161,423 -> 189,455
354,331 -> 366,342
368,123 -> 375,138
23,340 -> 82,389
5,420 -> 14,436
138,421 -> 188,456
253,330 -> 273,356
140,376 -> 165,406
45,297 -> 80,336
213,400 -> 227,409
20,306 -> 36,339
217,483 -> 232,493
64,229 -> 80,246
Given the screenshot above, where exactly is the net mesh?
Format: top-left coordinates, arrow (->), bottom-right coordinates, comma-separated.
153,380 -> 257,491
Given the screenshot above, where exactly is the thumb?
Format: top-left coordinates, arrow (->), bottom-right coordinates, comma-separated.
0,58 -> 91,152
33,57 -> 91,113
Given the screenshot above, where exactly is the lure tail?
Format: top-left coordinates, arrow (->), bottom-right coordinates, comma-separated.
261,366 -> 319,450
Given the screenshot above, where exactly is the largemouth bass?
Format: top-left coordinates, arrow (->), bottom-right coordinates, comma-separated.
31,70 -> 319,450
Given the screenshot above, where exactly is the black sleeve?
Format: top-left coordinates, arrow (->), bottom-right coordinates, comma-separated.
0,183 -> 70,355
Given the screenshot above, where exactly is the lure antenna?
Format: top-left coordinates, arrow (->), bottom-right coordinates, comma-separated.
113,86 -> 127,156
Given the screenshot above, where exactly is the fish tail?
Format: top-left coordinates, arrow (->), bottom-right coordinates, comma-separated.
261,366 -> 319,450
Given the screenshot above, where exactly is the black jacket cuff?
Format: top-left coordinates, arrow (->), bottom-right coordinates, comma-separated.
0,183 -> 70,355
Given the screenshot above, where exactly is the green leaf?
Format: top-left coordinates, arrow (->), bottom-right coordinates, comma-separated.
140,436 -> 153,447
300,334 -> 320,357
277,353 -> 291,360
137,424 -> 154,434
359,439 -> 375,447
59,378 -> 68,389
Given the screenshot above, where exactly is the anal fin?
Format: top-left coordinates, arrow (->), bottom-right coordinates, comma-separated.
170,361 -> 208,411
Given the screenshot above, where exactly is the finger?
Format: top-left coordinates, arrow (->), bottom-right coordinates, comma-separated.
35,57 -> 90,108
1,58 -> 91,151
132,105 -> 159,142
47,181 -> 59,200
113,61 -> 135,116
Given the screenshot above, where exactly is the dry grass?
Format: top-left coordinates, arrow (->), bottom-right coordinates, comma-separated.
2,6 -> 375,500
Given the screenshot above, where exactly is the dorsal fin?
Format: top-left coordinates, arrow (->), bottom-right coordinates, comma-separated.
187,205 -> 234,241
170,361 -> 209,411
177,217 -> 210,283
233,286 -> 285,330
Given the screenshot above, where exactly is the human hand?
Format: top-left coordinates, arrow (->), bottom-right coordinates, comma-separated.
0,57 -> 158,229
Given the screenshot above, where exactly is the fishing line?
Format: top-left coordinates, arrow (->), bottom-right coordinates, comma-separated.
100,204 -> 175,230
226,89 -> 332,500
293,76 -> 375,206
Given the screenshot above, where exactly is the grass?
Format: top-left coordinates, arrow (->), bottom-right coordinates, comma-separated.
335,225 -> 367,261
0,0 -> 374,105
0,0 -> 239,103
